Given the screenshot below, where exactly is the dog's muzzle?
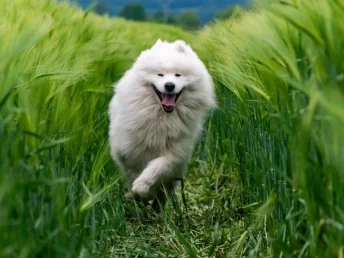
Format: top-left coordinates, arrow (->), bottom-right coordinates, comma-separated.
153,86 -> 182,113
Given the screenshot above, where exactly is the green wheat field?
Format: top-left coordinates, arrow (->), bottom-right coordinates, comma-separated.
1,0 -> 344,257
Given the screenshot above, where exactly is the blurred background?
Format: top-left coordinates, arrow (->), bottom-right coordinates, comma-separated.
76,0 -> 248,30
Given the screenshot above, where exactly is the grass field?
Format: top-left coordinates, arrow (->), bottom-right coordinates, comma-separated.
1,0 -> 344,257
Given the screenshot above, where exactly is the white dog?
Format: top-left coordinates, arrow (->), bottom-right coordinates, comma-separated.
108,39 -> 216,207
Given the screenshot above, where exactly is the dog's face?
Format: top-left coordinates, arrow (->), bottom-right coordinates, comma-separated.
133,40 -> 216,113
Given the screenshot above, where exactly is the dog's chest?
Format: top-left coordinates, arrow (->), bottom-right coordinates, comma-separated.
115,103 -> 197,170
131,110 -> 188,150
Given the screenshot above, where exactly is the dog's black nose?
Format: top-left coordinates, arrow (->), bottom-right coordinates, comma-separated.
165,82 -> 175,92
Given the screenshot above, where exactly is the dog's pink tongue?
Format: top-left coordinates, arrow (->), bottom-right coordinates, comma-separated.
161,94 -> 176,107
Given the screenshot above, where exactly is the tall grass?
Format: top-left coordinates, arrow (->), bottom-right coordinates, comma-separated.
0,0 -> 191,257
1,0 -> 343,257
198,0 -> 344,256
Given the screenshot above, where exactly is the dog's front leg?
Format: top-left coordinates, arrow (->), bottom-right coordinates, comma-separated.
131,155 -> 175,200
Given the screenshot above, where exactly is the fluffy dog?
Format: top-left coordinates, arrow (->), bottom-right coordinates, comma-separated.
108,39 -> 216,207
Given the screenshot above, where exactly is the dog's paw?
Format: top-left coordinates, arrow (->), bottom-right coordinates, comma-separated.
132,179 -> 152,200
124,191 -> 135,200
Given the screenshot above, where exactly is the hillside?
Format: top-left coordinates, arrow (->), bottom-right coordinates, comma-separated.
76,0 -> 247,22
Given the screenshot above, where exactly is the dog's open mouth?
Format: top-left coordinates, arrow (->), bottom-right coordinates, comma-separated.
153,86 -> 182,113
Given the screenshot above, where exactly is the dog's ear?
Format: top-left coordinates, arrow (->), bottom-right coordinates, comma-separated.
174,40 -> 189,53
153,38 -> 163,48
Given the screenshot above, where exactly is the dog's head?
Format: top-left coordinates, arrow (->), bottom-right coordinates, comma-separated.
133,39 -> 216,114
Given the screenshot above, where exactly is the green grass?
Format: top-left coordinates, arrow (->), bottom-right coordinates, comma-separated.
198,0 -> 344,256
1,0 -> 344,257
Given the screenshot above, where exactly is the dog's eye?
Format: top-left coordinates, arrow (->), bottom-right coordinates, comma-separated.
175,73 -> 181,77
157,73 -> 164,77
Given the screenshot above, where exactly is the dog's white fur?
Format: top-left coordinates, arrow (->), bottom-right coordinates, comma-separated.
108,39 -> 216,202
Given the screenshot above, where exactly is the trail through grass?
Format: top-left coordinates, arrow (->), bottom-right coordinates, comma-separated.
1,0 -> 344,257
